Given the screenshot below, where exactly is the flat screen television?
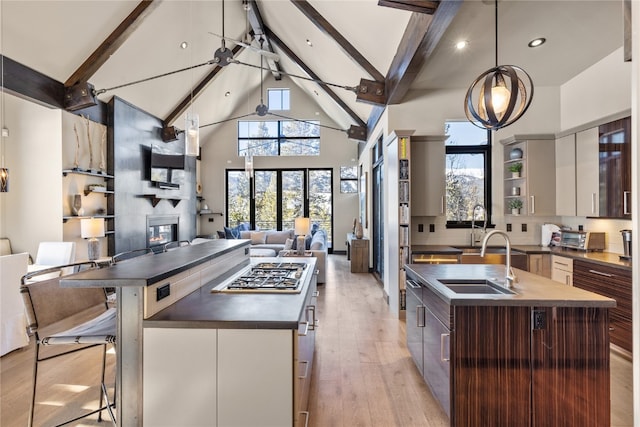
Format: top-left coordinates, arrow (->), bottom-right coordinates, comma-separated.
150,144 -> 185,189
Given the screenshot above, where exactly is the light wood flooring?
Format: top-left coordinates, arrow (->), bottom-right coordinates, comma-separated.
0,254 -> 634,426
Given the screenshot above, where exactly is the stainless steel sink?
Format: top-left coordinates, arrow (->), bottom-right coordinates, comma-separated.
437,279 -> 515,295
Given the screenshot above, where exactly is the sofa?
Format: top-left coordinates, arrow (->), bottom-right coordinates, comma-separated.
209,227 -> 328,284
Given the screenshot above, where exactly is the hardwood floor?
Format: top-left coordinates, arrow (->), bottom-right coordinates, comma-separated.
0,254 -> 633,426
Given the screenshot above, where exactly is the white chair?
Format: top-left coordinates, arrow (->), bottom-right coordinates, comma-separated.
0,252 -> 30,356
34,241 -> 76,266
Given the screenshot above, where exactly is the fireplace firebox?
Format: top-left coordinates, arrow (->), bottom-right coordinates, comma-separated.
147,215 -> 179,252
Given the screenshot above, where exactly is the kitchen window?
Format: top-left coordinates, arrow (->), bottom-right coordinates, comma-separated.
444,121 -> 492,227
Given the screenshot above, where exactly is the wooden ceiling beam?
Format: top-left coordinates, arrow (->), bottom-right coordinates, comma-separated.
378,1 -> 439,14
164,45 -> 244,126
385,0 -> 462,105
64,0 -> 162,88
264,26 -> 366,130
290,0 -> 385,82
246,0 -> 282,80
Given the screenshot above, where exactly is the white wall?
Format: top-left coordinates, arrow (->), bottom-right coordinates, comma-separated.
561,47 -> 632,131
198,74 -> 359,251
0,93 -> 63,258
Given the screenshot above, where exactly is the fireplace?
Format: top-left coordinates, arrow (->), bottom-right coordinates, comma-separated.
147,215 -> 179,252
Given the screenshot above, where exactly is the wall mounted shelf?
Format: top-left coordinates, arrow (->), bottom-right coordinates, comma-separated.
138,194 -> 184,208
63,214 -> 114,223
198,211 -> 223,216
84,189 -> 115,196
62,169 -> 114,179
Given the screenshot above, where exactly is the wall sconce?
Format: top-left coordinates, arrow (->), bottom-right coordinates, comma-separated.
81,218 -> 105,260
185,112 -> 199,156
0,167 -> 8,192
294,217 -> 310,256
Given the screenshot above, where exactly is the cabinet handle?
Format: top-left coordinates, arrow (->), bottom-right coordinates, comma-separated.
440,333 -> 450,362
308,305 -> 317,330
299,411 -> 310,427
624,191 -> 631,214
441,196 -> 445,215
530,195 -> 535,214
591,193 -> 596,214
565,275 -> 570,285
554,261 -> 569,267
535,258 -> 540,272
298,360 -> 309,379
313,290 -> 320,298
298,321 -> 309,337
417,305 -> 425,328
588,269 -> 614,278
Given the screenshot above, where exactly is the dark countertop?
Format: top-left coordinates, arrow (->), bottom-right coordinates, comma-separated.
144,256 -> 318,330
405,264 -> 616,308
410,244 -> 632,270
61,239 -> 250,288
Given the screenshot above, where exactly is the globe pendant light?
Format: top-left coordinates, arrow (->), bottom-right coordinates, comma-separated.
464,0 -> 534,130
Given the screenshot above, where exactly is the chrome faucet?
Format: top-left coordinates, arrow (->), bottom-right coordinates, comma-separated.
480,229 -> 517,289
470,204 -> 487,247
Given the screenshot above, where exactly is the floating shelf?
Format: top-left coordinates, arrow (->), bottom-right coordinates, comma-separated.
199,211 -> 223,216
63,169 -> 114,179
139,194 -> 184,208
63,214 -> 114,223
84,189 -> 115,196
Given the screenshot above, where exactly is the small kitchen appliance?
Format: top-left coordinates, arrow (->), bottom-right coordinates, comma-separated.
620,229 -> 632,260
559,230 -> 605,251
540,223 -> 560,247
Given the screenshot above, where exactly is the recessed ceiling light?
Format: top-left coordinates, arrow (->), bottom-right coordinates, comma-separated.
306,39 -> 313,47
225,91 -> 231,97
528,37 -> 546,48
180,41 -> 188,49
455,40 -> 468,50
313,90 -> 319,96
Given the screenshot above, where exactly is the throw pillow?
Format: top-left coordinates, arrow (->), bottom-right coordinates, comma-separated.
223,226 -> 235,239
250,231 -> 267,245
304,233 -> 313,250
283,238 -> 294,251
310,222 -> 319,235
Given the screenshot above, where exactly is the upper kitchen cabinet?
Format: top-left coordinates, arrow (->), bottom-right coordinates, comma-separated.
576,116 -> 631,218
411,135 -> 446,217
599,117 -> 631,218
501,135 -> 556,217
555,134 -> 576,216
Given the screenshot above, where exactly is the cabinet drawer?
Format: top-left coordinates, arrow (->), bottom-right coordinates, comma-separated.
551,255 -> 573,272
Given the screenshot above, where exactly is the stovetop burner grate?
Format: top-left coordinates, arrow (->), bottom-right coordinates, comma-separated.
221,261 -> 308,292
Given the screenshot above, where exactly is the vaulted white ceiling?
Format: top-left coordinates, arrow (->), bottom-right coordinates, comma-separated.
0,0 -> 624,140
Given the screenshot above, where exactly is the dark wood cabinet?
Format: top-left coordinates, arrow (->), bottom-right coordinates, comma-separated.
573,260 -> 632,353
598,117 -> 631,218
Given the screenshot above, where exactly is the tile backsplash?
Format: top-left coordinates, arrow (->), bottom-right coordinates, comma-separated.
411,215 -> 631,255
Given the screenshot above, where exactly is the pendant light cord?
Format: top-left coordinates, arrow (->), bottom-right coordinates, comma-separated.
494,0 -> 498,67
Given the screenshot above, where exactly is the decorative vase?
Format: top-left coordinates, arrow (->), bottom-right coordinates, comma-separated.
511,171 -> 521,179
511,187 -> 520,196
355,221 -> 364,239
509,148 -> 523,160
72,194 -> 84,216
511,208 -> 520,215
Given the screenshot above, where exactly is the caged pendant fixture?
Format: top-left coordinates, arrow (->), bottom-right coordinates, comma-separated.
464,0 -> 534,130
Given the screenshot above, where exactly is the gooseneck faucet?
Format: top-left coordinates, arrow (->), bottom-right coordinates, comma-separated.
480,229 -> 517,289
470,204 -> 487,247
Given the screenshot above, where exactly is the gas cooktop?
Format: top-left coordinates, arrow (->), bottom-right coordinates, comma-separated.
212,262 -> 308,293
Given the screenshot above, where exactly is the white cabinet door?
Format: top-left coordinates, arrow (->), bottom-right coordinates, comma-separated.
575,127 -> 599,216
143,328 -> 217,427
525,139 -> 556,216
555,134 -> 576,216
550,255 -> 573,285
411,137 -> 445,216
217,329 -> 293,427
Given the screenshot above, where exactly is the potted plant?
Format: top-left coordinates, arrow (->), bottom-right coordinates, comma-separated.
508,198 -> 523,215
508,162 -> 523,178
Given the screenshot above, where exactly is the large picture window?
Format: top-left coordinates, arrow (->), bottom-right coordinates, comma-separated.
238,120 -> 320,156
445,121 -> 491,226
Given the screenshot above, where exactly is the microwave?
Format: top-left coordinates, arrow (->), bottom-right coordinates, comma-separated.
560,231 -> 605,251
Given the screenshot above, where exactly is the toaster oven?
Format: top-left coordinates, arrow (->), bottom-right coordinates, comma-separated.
559,231 -> 605,251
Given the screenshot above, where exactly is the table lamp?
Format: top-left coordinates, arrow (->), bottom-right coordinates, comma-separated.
294,217 -> 310,256
81,217 -> 105,261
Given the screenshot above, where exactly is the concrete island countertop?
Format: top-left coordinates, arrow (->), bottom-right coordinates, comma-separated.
405,263 -> 616,308
144,256 -> 318,330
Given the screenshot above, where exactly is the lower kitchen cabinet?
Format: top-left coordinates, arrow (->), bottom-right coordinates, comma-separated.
573,260 -> 632,354
528,253 -> 551,278
551,254 -> 573,285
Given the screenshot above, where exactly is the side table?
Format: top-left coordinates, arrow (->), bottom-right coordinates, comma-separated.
346,233 -> 369,273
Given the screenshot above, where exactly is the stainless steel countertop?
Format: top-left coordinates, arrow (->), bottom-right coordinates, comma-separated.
405,264 -> 616,308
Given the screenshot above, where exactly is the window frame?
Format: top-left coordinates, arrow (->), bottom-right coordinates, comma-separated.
444,128 -> 493,229
267,88 -> 290,111
339,166 -> 358,194
237,119 -> 320,157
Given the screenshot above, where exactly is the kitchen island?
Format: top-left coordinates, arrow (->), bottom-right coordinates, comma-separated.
61,239 -> 318,427
405,263 -> 616,427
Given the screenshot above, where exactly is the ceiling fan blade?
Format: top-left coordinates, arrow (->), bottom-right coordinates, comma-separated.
208,32 -> 279,62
